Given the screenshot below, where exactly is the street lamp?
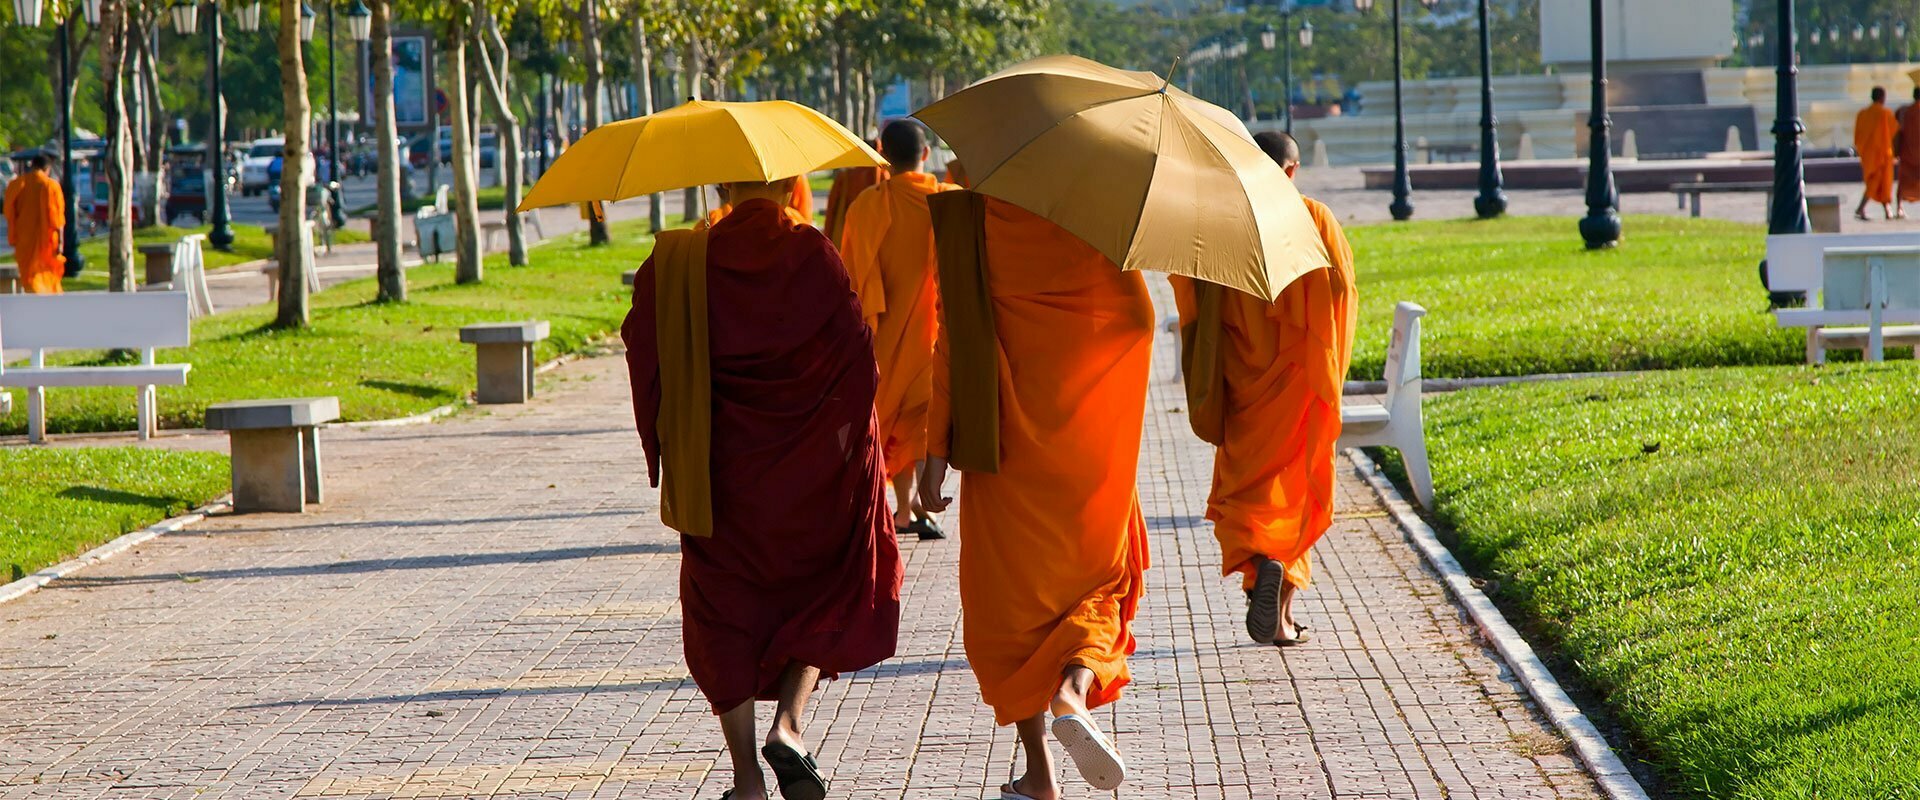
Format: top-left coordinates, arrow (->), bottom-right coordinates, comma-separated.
10,0 -> 42,26
346,0 -> 370,42
1359,0 -> 1436,221
15,0 -> 94,272
79,0 -> 99,25
1473,0 -> 1506,218
299,2 -> 314,41
1580,0 -> 1621,249
234,1 -> 260,32
1765,0 -> 1810,305
170,0 -> 243,251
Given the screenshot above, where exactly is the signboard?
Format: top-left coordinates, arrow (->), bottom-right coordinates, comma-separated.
361,32 -> 434,131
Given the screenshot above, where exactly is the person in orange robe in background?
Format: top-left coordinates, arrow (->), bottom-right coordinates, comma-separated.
4,155 -> 67,293
837,120 -> 959,540
789,175 -> 815,221
821,141 -> 888,242
699,182 -> 812,231
623,177 -> 902,800
1856,86 -> 1899,221
920,192 -> 1153,799
1171,132 -> 1356,648
1895,87 -> 1920,214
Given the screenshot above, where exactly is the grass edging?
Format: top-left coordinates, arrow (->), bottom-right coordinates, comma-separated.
0,494 -> 233,607
1348,448 -> 1653,800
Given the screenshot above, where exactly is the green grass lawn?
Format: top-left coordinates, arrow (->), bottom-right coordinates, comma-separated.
1393,364 -> 1920,798
7,223 -> 371,292
9,220 -> 652,436
1347,215 -> 1802,380
0,446 -> 230,581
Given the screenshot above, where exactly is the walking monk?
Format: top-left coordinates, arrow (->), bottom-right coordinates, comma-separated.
1856,86 -> 1899,221
920,191 -> 1153,798
1172,131 -> 1356,647
837,120 -> 959,540
1896,87 -> 1920,215
622,176 -> 902,800
4,155 -> 67,293
698,183 -> 812,231
822,141 -> 887,242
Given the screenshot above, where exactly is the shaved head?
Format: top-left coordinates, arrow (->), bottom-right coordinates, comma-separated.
879,119 -> 930,172
1253,131 -> 1301,170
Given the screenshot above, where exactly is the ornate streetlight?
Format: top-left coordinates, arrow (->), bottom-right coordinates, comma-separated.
1474,0 -> 1505,218
170,0 -> 259,251
1356,0 -> 1435,221
1765,0 -> 1810,305
1579,0 -> 1621,249
22,0 -> 105,273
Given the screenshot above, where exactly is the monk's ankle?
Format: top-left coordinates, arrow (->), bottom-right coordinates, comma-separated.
1012,773 -> 1061,800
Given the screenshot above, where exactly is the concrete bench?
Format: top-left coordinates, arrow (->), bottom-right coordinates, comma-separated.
622,269 -> 637,287
0,292 -> 193,443
1337,302 -> 1433,509
0,265 -> 18,294
206,397 -> 339,513
480,211 -> 548,252
1774,245 -> 1920,363
1671,180 -> 1773,218
459,321 -> 549,404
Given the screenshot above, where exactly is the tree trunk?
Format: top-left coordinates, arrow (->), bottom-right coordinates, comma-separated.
473,5 -> 525,266
371,0 -> 405,302
100,0 -> 134,292
634,11 -> 662,234
447,15 -> 482,283
275,0 -> 313,329
832,37 -> 849,128
680,35 -> 702,222
580,0 -> 609,245
139,24 -> 165,167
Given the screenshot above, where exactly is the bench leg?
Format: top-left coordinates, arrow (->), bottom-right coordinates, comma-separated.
27,386 -> 45,445
474,343 -> 534,404
229,428 -> 308,513
301,426 -> 324,504
1807,329 -> 1826,365
1690,193 -> 1702,218
136,385 -> 153,441
524,344 -> 537,399
1395,423 -> 1435,510
266,271 -> 280,304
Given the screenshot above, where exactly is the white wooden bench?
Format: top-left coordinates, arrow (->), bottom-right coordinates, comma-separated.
1339,302 -> 1433,509
0,292 -> 193,443
1766,231 -> 1920,300
1774,245 -> 1920,363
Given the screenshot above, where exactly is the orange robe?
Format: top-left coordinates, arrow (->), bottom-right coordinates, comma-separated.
1172,197 -> 1357,591
838,171 -> 960,477
790,177 -> 816,221
1857,103 -> 1898,205
929,197 -> 1153,725
823,166 -> 888,243
4,171 -> 66,294
698,200 -> 810,232
1897,105 -> 1920,203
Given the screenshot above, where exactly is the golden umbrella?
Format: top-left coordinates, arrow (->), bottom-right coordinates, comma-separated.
914,55 -> 1329,301
517,99 -> 884,211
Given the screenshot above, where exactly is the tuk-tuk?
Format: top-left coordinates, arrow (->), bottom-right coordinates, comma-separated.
164,143 -> 209,224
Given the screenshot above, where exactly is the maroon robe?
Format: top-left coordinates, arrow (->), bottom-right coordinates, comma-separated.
622,198 -> 902,712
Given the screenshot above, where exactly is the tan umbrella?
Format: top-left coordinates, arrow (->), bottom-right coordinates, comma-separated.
914,55 -> 1330,301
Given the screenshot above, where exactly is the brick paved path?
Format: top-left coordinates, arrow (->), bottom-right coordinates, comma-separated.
0,298 -> 1603,799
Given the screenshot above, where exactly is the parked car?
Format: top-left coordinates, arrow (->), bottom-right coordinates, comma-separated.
240,138 -> 282,196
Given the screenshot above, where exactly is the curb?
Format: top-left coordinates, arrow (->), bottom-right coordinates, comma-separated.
1347,449 -> 1652,800
0,495 -> 234,606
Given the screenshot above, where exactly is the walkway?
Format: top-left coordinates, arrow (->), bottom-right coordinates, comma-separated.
0,315 -> 1604,799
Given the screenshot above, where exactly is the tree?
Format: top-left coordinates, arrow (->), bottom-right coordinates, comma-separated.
629,1 -> 664,233
275,0 -> 314,329
579,0 -> 610,246
472,2 -> 528,265
444,9 -> 482,282
99,0 -> 135,292
370,0 -> 405,302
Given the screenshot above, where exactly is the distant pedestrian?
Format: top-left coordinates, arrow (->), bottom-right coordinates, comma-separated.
1895,87 -> 1920,216
1855,86 -> 1898,221
3,155 -> 67,294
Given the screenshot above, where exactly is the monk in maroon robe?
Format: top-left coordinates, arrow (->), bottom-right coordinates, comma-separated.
623,181 -> 902,800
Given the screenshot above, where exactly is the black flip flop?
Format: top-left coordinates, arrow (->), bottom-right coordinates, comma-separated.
907,517 -> 945,540
1245,558 -> 1285,644
761,741 -> 827,800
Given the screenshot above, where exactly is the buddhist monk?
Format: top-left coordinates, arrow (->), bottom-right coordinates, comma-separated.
822,142 -> 888,242
698,183 -> 811,231
1172,131 -> 1354,648
1896,87 -> 1920,214
1856,86 -> 1899,221
622,176 -> 903,800
4,155 -> 66,294
789,175 -> 816,221
837,120 -> 960,540
920,191 -> 1153,798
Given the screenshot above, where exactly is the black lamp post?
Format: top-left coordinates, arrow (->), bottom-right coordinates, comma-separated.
1357,0 -> 1433,222
171,0 -> 258,252
1579,0 -> 1621,249
1765,0 -> 1809,305
14,0 -> 102,273
1473,0 -> 1505,218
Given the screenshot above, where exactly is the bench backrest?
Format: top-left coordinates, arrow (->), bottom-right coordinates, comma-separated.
0,293 -> 192,357
1766,232 -> 1920,294
1822,248 -> 1920,311
1381,301 -> 1427,409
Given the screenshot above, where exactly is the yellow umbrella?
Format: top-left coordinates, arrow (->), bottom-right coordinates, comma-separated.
517,99 -> 884,212
914,55 -> 1330,301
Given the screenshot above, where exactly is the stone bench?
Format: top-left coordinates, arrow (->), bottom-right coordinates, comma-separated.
622,269 -> 637,287
138,242 -> 177,287
459,321 -> 550,404
205,397 -> 340,513
0,265 -> 18,294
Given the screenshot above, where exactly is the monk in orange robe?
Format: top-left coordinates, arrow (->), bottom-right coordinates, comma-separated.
920,191 -> 1152,798
837,120 -> 959,540
789,176 -> 815,221
698,183 -> 811,231
4,155 -> 67,294
1172,132 -> 1355,648
1856,86 -> 1899,221
821,143 -> 888,242
1896,87 -> 1920,211
623,177 -> 902,800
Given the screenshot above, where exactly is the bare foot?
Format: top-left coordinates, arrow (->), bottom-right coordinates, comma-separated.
1003,775 -> 1061,800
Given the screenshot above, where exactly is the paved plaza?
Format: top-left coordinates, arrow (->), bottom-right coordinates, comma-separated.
0,298 -> 1607,800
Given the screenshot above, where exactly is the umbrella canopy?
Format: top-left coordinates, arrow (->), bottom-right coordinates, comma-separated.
518,99 -> 884,212
914,55 -> 1330,301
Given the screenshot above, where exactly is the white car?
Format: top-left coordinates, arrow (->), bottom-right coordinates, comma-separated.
239,138 -> 283,196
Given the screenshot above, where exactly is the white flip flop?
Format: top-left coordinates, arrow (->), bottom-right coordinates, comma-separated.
1050,713 -> 1126,790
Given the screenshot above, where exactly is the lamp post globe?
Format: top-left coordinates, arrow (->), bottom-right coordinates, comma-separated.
168,0 -> 196,35
80,0 -> 100,25
1261,23 -> 1276,51
10,0 -> 43,27
234,1 -> 259,32
347,0 -> 370,42
1352,0 -> 1372,12
1299,20 -> 1313,47
298,2 -> 315,41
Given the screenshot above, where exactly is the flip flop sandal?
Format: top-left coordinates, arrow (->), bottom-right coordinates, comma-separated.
761,742 -> 827,800
1051,713 -> 1126,790
906,517 -> 946,540
1272,630 -> 1311,647
1245,558 -> 1286,645
1000,779 -> 1043,800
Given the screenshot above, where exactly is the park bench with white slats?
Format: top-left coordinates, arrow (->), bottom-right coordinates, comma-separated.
1338,302 -> 1433,509
0,292 -> 192,443
1774,245 -> 1920,363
